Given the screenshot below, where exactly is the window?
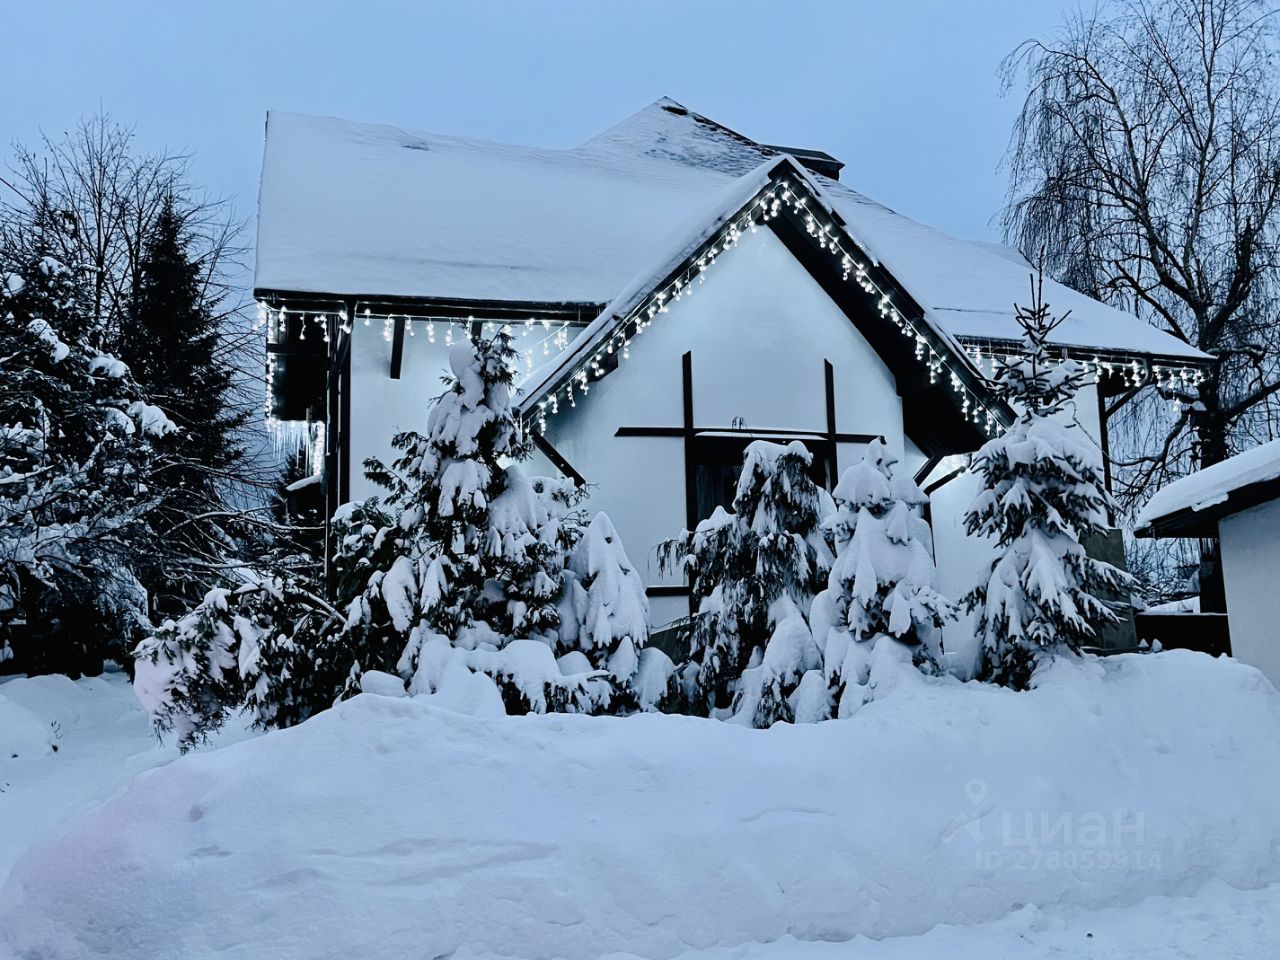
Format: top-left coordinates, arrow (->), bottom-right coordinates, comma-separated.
690,434 -> 833,524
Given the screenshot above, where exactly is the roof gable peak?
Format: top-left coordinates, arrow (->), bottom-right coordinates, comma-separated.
517,163 -> 1011,454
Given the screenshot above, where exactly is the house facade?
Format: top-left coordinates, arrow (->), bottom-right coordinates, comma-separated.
254,99 -> 1211,665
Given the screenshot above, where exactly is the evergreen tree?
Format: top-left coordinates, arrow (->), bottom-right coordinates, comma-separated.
133,574 -> 348,750
0,228 -> 174,674
964,282 -> 1133,689
122,196 -> 249,620
352,331 -> 602,713
811,440 -> 956,719
558,512 -> 674,712
131,332 -> 667,741
661,440 -> 833,720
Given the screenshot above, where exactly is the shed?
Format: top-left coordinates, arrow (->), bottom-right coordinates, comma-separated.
1136,440 -> 1280,685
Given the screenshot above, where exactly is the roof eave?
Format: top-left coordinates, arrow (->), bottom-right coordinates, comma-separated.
1135,473 -> 1280,538
515,159 -> 1014,444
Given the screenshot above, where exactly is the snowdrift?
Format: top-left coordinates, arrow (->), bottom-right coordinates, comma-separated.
4,651 -> 1280,960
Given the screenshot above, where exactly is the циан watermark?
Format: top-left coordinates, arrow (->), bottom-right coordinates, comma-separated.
942,778 -> 1159,871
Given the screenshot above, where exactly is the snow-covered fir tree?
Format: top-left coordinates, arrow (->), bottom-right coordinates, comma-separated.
133,574 -> 349,750
121,196 -> 251,622
558,512 -> 674,712
964,282 -> 1134,689
351,331 -> 607,714
131,333 -> 667,741
0,235 -> 175,674
806,439 -> 956,719
661,440 -> 833,724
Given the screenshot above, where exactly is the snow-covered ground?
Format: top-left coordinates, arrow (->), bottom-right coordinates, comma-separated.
3,652 -> 1280,959
0,671 -> 252,882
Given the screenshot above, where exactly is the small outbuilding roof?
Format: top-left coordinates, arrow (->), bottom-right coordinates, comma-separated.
255,98 -> 1211,365
1135,439 -> 1280,538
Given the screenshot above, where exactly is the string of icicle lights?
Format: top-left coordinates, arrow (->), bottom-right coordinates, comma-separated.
527,175 -> 1008,436
527,175 -> 1213,433
258,172 -> 1212,433
963,343 -> 1209,415
258,302 -> 574,426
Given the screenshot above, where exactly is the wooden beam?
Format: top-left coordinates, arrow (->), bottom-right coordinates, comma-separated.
339,300 -> 354,504
1096,382 -> 1113,503
1105,383 -> 1143,419
530,431 -> 586,487
682,352 -> 697,534
824,359 -> 839,486
924,464 -> 967,497
913,452 -> 943,487
389,315 -> 406,379
255,288 -> 603,325
681,352 -> 697,618
615,425 -> 881,444
645,585 -> 691,598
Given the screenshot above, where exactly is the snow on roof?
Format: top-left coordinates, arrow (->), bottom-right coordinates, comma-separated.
255,98 -> 1210,363
515,156 -> 787,411
513,155 -> 1005,424
1136,439 -> 1280,526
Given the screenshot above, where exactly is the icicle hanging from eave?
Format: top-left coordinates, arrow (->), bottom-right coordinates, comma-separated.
267,418 -> 325,476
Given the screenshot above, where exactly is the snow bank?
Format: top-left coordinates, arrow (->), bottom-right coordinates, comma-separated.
0,672 -> 253,885
4,651 -> 1280,960
1137,438 -> 1280,525
603,880 -> 1280,960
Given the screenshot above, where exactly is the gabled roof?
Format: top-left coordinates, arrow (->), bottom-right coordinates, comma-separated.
514,155 -> 1013,456
255,98 -> 1211,364
1135,440 -> 1280,538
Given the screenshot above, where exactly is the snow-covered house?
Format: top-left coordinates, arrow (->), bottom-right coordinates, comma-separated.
1136,440 -> 1280,685
254,98 -> 1210,646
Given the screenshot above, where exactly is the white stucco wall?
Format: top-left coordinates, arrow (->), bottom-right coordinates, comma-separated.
1219,498 -> 1280,688
338,223 -> 1118,655
347,320 -> 573,502
538,227 -> 904,628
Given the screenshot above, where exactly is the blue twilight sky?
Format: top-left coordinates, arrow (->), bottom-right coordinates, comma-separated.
1,0 -> 1069,279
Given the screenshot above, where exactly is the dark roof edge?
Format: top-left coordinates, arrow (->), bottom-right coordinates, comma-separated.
1134,473 -> 1280,538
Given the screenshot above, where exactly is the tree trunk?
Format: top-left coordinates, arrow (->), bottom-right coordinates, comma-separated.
1192,373 -> 1228,612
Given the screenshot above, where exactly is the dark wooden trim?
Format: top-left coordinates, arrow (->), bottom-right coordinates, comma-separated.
265,342 -> 326,358
256,288 -> 602,325
530,431 -> 586,486
616,426 -> 685,438
824,360 -> 838,437
1136,473 -> 1280,538
323,324 -> 341,595
924,464 -> 967,497
765,210 -> 1004,455
682,353 -> 697,618
955,336 -> 1216,376
682,352 -> 697,534
823,359 -> 839,484
512,165 -> 1013,439
645,585 -> 691,598
389,315 -> 406,379
339,301 -> 355,504
616,425 -> 881,443
1105,383 -> 1143,419
914,452 -> 943,487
